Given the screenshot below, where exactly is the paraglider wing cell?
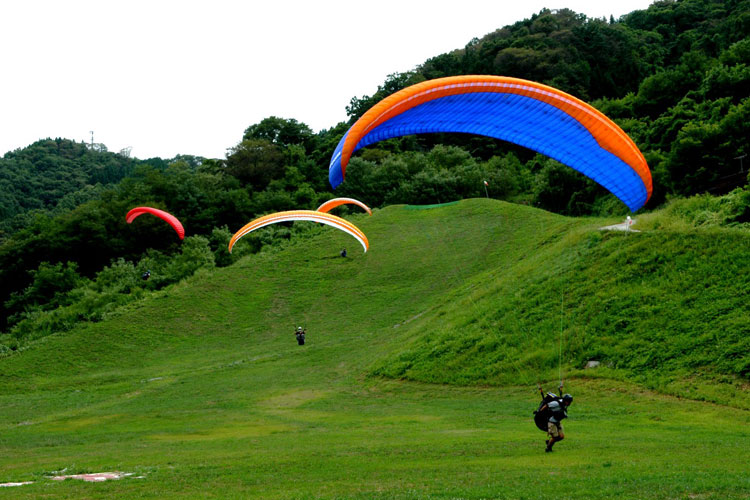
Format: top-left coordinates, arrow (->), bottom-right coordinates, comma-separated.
126,207 -> 185,240
228,210 -> 369,253
328,75 -> 652,212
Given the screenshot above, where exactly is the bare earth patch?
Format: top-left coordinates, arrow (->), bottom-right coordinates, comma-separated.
51,472 -> 133,482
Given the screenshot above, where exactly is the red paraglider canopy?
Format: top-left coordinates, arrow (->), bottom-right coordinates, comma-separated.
126,207 -> 185,240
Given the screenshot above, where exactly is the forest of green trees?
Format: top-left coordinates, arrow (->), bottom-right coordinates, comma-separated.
0,0 -> 747,348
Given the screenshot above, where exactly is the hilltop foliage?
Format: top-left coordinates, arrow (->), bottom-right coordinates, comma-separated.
0,139 -> 138,237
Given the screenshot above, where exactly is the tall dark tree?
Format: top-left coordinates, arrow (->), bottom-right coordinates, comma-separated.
225,139 -> 284,190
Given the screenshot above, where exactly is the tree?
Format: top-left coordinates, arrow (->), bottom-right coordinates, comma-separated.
225,139 -> 284,190
243,116 -> 315,152
4,261 -> 83,327
346,72 -> 424,121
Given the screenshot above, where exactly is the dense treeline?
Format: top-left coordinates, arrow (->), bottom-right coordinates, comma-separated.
1,0 -> 748,345
345,0 -> 749,208
0,139 -> 141,238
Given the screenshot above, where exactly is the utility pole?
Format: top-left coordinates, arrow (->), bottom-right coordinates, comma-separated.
734,154 -> 746,173
90,131 -> 94,149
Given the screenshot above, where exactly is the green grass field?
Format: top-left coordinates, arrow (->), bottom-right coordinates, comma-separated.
1,199 -> 748,499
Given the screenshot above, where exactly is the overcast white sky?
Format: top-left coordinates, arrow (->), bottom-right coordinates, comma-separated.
1,0 -> 654,160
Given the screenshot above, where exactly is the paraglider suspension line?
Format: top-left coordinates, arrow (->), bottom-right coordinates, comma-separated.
558,282 -> 564,386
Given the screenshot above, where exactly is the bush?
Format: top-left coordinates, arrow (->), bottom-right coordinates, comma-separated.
5,236 -> 218,343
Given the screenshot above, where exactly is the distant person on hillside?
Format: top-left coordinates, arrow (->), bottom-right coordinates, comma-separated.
534,385 -> 573,452
340,248 -> 347,258
295,326 -> 306,345
141,270 -> 151,281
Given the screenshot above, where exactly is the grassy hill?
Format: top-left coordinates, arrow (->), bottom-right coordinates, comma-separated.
371,201 -> 750,407
0,199 -> 748,498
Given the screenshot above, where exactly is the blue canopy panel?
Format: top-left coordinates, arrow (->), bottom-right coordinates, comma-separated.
329,92 -> 649,212
329,133 -> 348,188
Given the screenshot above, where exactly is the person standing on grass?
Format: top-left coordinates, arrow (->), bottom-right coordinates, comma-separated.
295,326 -> 306,345
535,385 -> 573,452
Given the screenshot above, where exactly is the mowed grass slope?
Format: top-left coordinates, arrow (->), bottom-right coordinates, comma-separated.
373,202 -> 750,407
0,199 -> 748,499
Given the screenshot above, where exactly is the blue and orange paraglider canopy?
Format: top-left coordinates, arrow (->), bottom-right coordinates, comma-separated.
329,75 -> 652,212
